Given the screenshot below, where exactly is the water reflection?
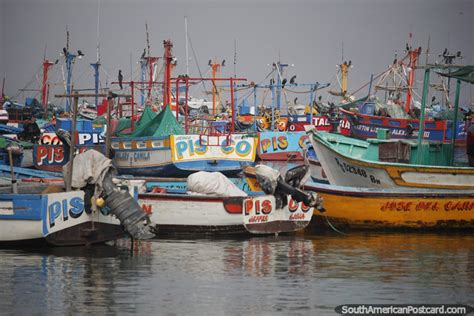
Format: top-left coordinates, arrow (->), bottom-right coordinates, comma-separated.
1,234 -> 473,315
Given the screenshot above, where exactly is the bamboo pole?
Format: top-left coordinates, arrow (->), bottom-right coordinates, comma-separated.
8,149 -> 18,194
66,91 -> 79,191
106,91 -> 113,158
450,79 -> 461,165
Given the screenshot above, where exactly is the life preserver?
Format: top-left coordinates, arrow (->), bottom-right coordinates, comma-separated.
151,187 -> 167,194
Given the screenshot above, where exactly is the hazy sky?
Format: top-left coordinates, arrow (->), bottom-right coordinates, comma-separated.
0,0 -> 473,106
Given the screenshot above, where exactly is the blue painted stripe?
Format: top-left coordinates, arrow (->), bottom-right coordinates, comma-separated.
0,195 -> 44,220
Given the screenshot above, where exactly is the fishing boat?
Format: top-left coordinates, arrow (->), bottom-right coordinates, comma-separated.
138,192 -> 313,235
0,174 -> 154,247
307,65 -> 474,189
307,129 -> 474,189
136,165 -> 321,235
0,112 -> 155,247
112,41 -> 257,177
111,105 -> 257,177
116,175 -> 253,193
340,107 -> 466,144
34,136 -> 104,172
339,45 -> 467,144
303,142 -> 328,184
0,184 -> 123,246
304,182 -> 474,230
33,118 -> 105,172
234,61 -> 351,161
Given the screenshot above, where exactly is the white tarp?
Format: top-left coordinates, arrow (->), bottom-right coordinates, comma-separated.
187,171 -> 247,197
62,149 -> 113,190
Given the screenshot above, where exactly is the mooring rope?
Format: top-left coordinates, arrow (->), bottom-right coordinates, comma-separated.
323,214 -> 348,235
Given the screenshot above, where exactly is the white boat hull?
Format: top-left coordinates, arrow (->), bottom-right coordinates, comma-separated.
0,189 -> 122,246
138,193 -> 313,235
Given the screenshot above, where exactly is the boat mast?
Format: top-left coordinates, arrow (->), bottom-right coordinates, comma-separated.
404,45 -> 421,113
144,23 -> 158,105
41,59 -> 54,116
233,39 -> 237,78
140,58 -> 147,106
63,28 -> 83,113
210,60 -> 222,115
340,61 -> 352,96
90,0 -> 101,107
1,77 -> 5,105
163,40 -> 173,107
274,61 -> 288,110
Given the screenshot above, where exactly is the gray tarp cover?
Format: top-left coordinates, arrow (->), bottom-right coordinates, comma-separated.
62,149 -> 113,191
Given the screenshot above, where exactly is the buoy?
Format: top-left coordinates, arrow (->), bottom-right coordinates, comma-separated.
96,197 -> 106,207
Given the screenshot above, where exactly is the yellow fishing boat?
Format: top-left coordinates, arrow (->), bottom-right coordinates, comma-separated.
304,182 -> 474,230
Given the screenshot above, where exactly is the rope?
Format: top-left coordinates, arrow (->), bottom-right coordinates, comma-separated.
323,214 -> 348,235
234,68 -> 276,104
187,29 -> 207,93
349,52 -> 410,97
12,64 -> 42,100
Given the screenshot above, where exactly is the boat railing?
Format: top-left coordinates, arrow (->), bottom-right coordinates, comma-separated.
198,122 -> 232,147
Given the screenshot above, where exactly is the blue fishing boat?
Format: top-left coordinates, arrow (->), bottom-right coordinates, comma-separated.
110,40 -> 257,177
111,106 -> 257,177
33,118 -> 105,172
0,185 -> 122,246
0,150 -> 155,247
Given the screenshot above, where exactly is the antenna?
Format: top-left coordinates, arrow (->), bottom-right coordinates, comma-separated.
425,35 -> 430,65
43,43 -> 47,61
185,16 -> 189,76
66,26 -> 69,51
145,22 -> 151,57
341,41 -> 344,63
96,0 -> 100,62
130,52 -> 133,81
233,39 -> 237,78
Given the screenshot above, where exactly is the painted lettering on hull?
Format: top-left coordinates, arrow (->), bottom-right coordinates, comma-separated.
380,201 -> 474,212
49,197 -> 85,227
334,157 -> 382,184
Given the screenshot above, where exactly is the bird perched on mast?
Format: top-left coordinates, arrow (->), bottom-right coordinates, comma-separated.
289,75 -> 297,85
118,70 -> 123,90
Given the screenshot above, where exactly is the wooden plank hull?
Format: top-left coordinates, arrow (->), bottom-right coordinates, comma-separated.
309,131 -> 474,189
304,182 -> 474,230
0,188 -> 123,246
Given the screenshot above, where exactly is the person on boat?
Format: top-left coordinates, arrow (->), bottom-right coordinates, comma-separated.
118,70 -> 123,90
19,117 -> 41,143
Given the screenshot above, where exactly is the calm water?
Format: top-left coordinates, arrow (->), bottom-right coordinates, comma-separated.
1,233 -> 474,315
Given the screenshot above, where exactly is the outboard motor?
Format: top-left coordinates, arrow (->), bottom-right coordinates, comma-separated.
255,164 -> 323,211
101,173 -> 155,239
